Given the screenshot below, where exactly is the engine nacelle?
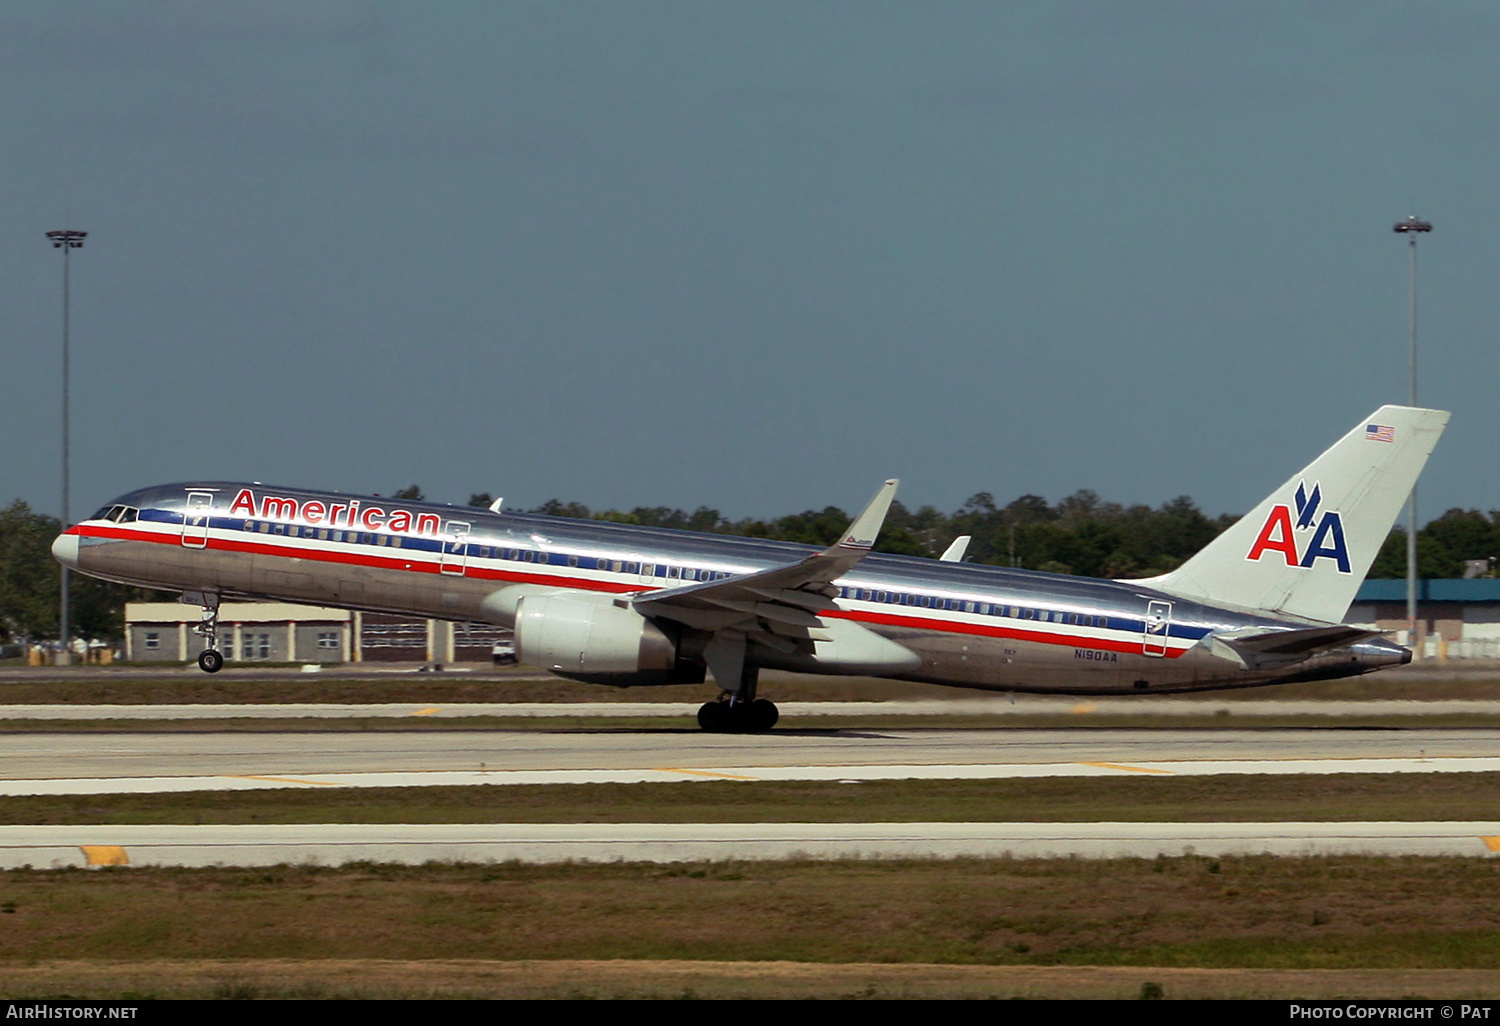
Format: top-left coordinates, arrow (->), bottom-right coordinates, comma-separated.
515,593 -> 700,686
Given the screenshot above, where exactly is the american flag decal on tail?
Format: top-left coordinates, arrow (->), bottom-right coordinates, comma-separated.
1365,424 -> 1395,443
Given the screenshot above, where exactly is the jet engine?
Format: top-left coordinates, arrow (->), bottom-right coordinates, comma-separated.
514,593 -> 703,686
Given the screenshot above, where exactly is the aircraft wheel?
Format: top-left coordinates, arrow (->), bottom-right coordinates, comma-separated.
697,701 -> 730,731
197,649 -> 224,674
746,699 -> 779,731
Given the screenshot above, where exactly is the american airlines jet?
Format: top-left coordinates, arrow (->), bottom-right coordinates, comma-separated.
53,406 -> 1446,731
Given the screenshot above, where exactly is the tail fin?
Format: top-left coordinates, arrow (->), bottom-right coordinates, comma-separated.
1139,405 -> 1449,623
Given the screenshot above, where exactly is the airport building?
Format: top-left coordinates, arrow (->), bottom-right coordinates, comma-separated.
123,602 -> 512,664
1347,579 -> 1500,659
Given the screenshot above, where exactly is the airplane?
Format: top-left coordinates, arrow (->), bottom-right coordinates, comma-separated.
52,404 -> 1447,731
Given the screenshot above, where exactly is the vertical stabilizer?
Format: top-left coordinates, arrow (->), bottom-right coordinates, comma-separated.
1138,406 -> 1449,623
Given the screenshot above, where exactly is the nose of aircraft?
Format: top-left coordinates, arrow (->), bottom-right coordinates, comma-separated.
51,532 -> 80,570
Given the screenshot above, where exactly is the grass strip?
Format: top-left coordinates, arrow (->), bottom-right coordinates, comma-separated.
0,960 -> 1497,999
4,856 -> 1500,971
8,772 -> 1500,825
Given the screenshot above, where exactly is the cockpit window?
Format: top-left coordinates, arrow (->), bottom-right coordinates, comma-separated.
92,505 -> 139,523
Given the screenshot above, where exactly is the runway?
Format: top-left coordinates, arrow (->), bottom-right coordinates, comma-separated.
7,699 -> 1500,719
5,821 -> 1499,869
5,727 -> 1500,795
9,725 -> 1500,866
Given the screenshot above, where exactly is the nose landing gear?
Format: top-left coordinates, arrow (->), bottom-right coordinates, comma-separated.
191,593 -> 224,673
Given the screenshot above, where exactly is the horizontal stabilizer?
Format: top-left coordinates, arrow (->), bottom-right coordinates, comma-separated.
1206,624 -> 1384,669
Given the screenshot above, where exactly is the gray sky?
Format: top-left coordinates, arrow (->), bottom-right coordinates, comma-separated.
2,2 -> 1493,525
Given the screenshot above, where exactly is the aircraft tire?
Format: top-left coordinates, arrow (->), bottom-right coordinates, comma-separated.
697,701 -> 730,731
747,699 -> 779,731
197,649 -> 224,674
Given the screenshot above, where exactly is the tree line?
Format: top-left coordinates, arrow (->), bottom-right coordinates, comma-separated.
3,489 -> 1497,645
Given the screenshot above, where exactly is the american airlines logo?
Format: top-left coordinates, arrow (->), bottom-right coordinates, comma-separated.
228,488 -> 443,536
1245,480 -> 1351,573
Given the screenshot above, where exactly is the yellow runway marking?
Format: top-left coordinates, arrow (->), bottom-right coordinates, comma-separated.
410,707 -> 442,716
657,767 -> 760,780
1079,761 -> 1175,774
1069,704 -> 1098,714
1482,837 -> 1500,852
230,775 -> 339,787
80,845 -> 128,866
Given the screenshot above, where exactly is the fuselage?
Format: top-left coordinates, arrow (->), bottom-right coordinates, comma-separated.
55,481 -> 1408,693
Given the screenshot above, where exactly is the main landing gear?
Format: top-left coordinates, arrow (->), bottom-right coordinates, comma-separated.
696,634 -> 779,732
695,656 -> 779,732
192,594 -> 224,674
697,696 -> 779,732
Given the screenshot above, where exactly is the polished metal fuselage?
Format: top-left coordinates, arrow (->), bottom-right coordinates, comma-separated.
61,482 -> 1408,694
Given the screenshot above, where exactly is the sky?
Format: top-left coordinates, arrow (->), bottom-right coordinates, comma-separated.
1,2 -> 1494,526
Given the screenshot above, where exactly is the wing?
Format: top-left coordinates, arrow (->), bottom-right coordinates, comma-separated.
631,480 -> 899,687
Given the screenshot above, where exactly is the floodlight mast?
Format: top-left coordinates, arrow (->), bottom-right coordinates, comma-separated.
1392,215 -> 1430,654
45,229 -> 85,664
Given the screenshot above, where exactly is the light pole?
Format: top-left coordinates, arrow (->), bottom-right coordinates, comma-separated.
1393,215 -> 1430,654
46,228 -> 85,665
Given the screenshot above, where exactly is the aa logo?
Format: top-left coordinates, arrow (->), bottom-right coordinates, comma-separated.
1245,480 -> 1351,573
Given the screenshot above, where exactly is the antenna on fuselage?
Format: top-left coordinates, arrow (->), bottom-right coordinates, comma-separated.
488,496 -> 504,513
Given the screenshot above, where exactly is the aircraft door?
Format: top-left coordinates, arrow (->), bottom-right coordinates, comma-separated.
441,521 -> 471,576
1143,599 -> 1172,658
182,491 -> 214,549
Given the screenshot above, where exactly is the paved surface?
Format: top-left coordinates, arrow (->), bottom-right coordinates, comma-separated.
5,821 -> 1499,868
10,726 -> 1500,866
8,699 -> 1500,719
5,727 -> 1500,795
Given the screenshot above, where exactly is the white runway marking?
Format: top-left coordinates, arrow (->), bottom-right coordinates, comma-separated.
4,821 -> 1498,868
6,755 -> 1500,796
